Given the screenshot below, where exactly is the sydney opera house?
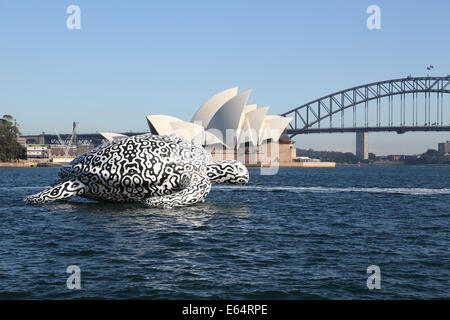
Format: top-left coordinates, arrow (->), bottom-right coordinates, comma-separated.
100,88 -> 300,166
145,88 -> 296,166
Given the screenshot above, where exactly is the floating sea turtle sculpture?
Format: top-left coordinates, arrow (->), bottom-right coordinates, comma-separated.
24,134 -> 249,208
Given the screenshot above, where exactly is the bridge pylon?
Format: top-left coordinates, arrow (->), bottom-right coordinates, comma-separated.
356,131 -> 369,160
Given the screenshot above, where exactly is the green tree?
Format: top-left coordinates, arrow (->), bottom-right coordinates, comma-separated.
0,115 -> 25,161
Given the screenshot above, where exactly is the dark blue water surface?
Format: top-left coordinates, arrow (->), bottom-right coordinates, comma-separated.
0,166 -> 449,299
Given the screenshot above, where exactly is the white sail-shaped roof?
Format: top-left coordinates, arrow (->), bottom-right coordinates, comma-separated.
259,115 -> 292,144
191,87 -> 238,128
99,132 -> 129,142
237,116 -> 256,146
147,115 -> 224,146
206,90 -> 251,149
169,120 -> 224,146
203,130 -> 226,146
145,88 -> 292,149
242,104 -> 257,114
237,106 -> 269,146
236,104 -> 257,143
146,115 -> 183,136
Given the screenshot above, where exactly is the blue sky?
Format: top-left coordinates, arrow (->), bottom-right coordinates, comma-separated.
1,0 -> 449,155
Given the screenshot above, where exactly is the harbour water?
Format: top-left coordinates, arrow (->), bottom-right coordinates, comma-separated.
0,166 -> 449,299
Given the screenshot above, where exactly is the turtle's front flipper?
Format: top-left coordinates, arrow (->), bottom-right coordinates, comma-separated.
144,172 -> 211,208
24,179 -> 87,204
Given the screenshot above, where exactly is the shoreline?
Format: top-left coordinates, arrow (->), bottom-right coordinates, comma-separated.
2,161 -> 449,168
0,162 -> 63,167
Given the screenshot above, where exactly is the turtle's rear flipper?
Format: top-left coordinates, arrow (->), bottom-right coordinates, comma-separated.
144,172 -> 211,208
24,179 -> 86,204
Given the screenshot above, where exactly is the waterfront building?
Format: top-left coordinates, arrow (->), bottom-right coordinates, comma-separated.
26,145 -> 49,159
387,155 -> 405,161
24,142 -> 94,163
438,141 -> 450,154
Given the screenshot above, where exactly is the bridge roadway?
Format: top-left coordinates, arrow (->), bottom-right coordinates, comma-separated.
287,126 -> 450,135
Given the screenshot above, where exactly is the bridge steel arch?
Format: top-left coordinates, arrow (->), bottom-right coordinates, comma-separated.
281,76 -> 450,136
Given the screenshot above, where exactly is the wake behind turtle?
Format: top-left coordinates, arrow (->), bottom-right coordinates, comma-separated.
24,134 -> 249,208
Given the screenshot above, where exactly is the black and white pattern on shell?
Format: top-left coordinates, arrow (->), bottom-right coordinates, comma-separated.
24,134 -> 249,208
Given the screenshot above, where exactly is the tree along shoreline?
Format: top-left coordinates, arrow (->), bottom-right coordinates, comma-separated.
0,115 -> 25,162
296,148 -> 450,165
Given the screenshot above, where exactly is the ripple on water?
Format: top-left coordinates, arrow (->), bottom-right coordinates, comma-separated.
0,166 -> 449,299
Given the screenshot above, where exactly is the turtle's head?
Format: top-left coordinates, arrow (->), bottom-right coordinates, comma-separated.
206,160 -> 249,184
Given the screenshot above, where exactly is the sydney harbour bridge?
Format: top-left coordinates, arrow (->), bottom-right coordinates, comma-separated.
281,76 -> 450,159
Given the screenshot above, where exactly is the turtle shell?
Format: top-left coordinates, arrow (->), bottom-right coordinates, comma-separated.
57,134 -> 209,194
